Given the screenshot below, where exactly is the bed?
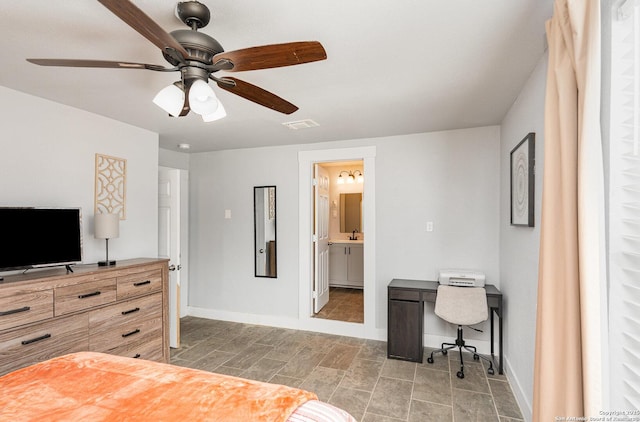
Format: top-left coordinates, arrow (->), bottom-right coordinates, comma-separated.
0,352 -> 356,422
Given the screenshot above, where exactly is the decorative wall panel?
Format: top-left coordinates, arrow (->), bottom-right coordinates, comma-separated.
95,154 -> 127,219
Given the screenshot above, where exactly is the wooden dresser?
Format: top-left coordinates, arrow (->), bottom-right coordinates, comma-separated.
0,258 -> 169,376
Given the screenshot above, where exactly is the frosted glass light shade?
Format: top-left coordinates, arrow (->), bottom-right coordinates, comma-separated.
189,79 -> 218,116
153,84 -> 185,117
94,213 -> 120,239
202,101 -> 227,122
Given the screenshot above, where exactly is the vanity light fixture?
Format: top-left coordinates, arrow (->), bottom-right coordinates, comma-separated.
337,170 -> 364,184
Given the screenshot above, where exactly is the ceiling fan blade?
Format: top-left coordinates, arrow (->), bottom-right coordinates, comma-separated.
26,58 -> 169,71
212,41 -> 326,72
97,0 -> 189,60
214,77 -> 298,114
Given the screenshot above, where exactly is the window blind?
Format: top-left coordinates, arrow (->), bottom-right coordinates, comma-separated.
609,0 -> 640,409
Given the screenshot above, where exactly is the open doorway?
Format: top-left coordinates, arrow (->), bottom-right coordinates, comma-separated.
297,146 -> 377,339
313,161 -> 364,323
158,167 -> 189,349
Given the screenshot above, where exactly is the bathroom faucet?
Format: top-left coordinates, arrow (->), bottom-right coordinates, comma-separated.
350,229 -> 359,240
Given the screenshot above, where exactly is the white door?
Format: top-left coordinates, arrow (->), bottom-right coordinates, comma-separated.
158,167 -> 183,348
314,164 -> 330,313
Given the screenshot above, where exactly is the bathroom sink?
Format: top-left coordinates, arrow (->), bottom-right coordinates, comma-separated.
329,239 -> 364,244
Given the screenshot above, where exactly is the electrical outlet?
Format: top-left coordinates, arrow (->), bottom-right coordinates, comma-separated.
426,221 -> 434,232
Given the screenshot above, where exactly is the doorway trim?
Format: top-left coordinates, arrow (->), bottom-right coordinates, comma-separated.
298,146 -> 377,339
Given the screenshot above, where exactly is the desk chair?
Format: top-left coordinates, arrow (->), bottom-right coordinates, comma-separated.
427,285 -> 495,379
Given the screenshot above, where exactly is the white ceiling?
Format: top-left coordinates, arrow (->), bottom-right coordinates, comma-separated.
0,1 -> 553,153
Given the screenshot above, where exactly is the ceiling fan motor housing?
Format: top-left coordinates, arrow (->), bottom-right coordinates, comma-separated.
163,30 -> 224,67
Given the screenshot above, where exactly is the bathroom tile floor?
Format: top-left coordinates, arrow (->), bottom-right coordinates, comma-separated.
314,287 -> 364,323
171,317 -> 524,421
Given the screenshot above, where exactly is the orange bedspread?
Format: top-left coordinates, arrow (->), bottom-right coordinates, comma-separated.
0,352 -> 318,421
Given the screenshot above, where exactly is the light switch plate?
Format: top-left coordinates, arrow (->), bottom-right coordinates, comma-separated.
225,209 -> 231,219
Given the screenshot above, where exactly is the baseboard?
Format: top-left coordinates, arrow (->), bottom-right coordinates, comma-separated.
187,306 -> 387,341
504,355 -> 533,421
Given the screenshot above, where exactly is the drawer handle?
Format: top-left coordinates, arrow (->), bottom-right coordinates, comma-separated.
0,306 -> 31,316
122,329 -> 141,338
78,291 -> 101,299
133,353 -> 141,359
121,307 -> 141,315
133,280 -> 151,287
21,333 -> 51,345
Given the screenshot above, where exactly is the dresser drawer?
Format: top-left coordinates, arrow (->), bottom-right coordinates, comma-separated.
117,269 -> 162,300
0,290 -> 54,331
0,313 -> 89,375
89,293 -> 162,353
89,317 -> 162,353
389,288 -> 421,301
89,293 -> 162,334
107,336 -> 164,362
55,278 -> 117,316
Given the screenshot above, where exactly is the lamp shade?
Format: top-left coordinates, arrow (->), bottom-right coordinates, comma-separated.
189,79 -> 219,116
202,101 -> 227,122
95,213 -> 120,239
153,84 -> 185,117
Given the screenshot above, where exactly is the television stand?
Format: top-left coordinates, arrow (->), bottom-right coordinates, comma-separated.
65,264 -> 74,273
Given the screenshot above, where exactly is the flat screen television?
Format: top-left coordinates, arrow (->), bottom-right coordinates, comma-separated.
0,207 -> 83,272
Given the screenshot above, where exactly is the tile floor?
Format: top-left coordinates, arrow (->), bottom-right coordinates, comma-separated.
314,287 -> 364,323
171,317 -> 523,421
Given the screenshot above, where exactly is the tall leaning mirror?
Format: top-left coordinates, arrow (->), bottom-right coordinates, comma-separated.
254,186 -> 277,277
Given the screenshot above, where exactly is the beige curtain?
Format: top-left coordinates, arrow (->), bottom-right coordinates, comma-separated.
533,0 -> 606,420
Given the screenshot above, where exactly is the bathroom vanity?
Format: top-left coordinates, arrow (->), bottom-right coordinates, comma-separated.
328,240 -> 364,288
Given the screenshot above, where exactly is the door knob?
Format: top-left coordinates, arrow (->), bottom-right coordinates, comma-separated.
259,249 -> 265,253
169,264 -> 176,271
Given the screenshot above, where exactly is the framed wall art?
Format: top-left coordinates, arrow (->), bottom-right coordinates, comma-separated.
510,132 -> 535,227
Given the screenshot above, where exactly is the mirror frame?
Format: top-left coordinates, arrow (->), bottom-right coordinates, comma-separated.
339,192 -> 362,233
254,186 -> 277,278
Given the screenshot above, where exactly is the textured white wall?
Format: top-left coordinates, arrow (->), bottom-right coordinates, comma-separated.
0,86 -> 159,267
499,53 -> 548,420
188,127 -> 501,334
159,148 -> 190,170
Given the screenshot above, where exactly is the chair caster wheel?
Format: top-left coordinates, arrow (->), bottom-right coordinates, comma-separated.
456,371 -> 464,379
427,357 -> 434,364
488,368 -> 495,375
442,350 -> 448,356
473,354 -> 479,361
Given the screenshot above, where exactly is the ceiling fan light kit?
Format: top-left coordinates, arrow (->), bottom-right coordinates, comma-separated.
153,84 -> 185,117
26,0 -> 327,122
202,101 -> 227,122
187,79 -> 219,115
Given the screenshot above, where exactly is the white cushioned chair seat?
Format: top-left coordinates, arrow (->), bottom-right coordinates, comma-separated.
434,285 -> 488,326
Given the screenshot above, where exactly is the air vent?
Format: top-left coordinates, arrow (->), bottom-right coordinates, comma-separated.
282,119 -> 320,130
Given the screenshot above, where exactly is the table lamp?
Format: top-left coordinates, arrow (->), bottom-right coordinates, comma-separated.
95,212 -> 119,266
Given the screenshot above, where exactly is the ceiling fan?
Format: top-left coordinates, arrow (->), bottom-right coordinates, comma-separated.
27,0 -> 327,121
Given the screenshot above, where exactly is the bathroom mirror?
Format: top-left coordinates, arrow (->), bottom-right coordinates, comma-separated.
340,193 -> 362,233
254,186 -> 277,277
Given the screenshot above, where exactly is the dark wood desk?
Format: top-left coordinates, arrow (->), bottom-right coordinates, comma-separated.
387,279 -> 503,374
